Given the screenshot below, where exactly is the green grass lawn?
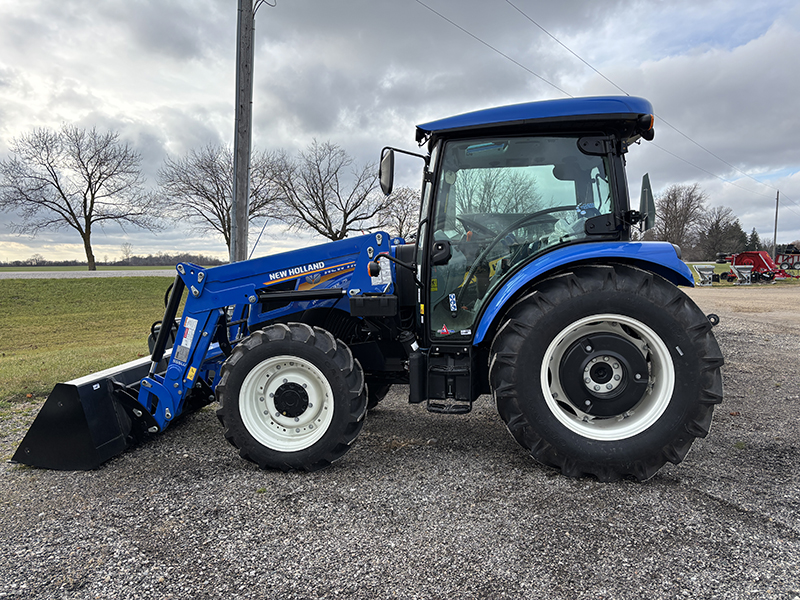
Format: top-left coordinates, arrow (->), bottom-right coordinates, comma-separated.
0,265 -> 175,272
0,277 -> 174,402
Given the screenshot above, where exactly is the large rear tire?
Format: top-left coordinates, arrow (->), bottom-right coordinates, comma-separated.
216,323 -> 366,471
489,264 -> 723,481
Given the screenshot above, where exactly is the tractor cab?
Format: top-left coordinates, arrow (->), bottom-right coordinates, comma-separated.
381,96 -> 658,347
424,134 -> 616,341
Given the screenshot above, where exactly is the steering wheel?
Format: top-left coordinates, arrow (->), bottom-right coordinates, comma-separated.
454,205 -> 576,312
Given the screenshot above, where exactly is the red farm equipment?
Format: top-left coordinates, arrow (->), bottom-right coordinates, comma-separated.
776,244 -> 800,272
716,250 -> 796,283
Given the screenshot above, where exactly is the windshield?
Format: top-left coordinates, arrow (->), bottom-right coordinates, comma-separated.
428,135 -> 613,340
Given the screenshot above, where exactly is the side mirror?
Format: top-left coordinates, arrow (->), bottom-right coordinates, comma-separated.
379,148 -> 395,196
639,173 -> 655,231
431,240 -> 451,266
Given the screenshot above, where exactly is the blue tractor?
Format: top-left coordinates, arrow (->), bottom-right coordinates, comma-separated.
14,96 -> 723,481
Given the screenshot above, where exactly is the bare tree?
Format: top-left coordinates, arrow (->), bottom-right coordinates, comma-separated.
651,183 -> 708,253
158,145 -> 283,252
28,253 -> 45,266
697,205 -> 746,259
0,125 -> 160,270
273,140 -> 389,241
452,169 -> 541,215
377,186 -> 421,240
120,242 -> 134,264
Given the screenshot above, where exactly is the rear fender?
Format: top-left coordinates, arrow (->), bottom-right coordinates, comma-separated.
473,241 -> 693,344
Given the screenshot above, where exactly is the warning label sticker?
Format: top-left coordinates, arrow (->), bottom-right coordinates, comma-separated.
181,316 -> 198,349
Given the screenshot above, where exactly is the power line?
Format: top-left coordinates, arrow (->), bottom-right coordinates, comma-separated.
504,0 -> 628,96
426,0 -> 799,215
508,2 -> 800,214
412,0 -> 573,97
652,142 -> 800,217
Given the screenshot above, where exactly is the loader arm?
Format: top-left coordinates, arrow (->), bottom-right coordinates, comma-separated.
138,232 -> 396,432
13,232 -> 395,469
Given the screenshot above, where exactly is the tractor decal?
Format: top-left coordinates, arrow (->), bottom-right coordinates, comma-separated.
298,264 -> 356,291
265,260 -> 327,283
264,260 -> 356,286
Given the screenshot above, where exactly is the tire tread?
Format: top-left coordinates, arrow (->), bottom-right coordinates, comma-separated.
489,263 -> 724,481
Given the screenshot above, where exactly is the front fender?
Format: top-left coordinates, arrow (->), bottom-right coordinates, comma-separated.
473,241 -> 693,344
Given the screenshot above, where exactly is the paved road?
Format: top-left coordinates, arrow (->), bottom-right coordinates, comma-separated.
0,269 -> 177,279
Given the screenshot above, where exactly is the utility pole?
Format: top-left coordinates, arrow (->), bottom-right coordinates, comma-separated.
230,0 -> 256,263
772,190 -> 779,261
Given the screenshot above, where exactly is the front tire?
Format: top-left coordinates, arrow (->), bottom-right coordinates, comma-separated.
216,323 -> 366,471
489,264 -> 723,481
366,381 -> 392,410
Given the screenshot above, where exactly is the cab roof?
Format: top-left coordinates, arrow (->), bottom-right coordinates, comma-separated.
415,96 -> 654,143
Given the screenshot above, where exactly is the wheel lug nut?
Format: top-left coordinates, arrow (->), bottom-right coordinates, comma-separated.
606,384 -> 613,390
594,385 -> 600,391
614,375 -> 621,381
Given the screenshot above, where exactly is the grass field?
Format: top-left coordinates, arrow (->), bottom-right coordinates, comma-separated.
0,265 -> 175,272
0,277 -> 174,403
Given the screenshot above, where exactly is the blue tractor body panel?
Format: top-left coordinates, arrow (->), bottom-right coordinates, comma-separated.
136,232 -> 395,432
416,96 -> 653,141
472,241 -> 694,344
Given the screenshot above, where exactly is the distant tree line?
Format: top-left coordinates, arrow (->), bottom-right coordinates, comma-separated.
0,251 -> 225,269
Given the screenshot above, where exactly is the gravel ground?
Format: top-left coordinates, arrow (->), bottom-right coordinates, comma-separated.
1,284 -> 799,599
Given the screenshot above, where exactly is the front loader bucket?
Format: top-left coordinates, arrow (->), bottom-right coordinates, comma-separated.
12,355 -> 161,470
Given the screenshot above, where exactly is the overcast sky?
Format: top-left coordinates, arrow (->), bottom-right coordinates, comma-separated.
1,0 -> 798,263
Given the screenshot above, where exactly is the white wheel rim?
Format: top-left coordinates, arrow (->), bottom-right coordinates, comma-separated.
541,314 -> 675,441
239,355 -> 334,452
